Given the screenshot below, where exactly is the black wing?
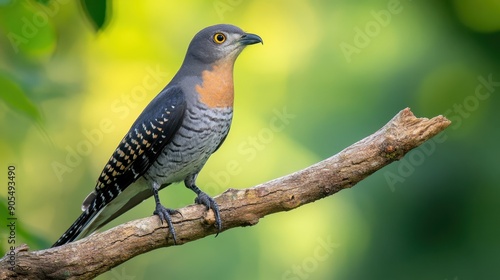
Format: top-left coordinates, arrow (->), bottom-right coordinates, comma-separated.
92,86 -> 186,197
53,86 -> 186,247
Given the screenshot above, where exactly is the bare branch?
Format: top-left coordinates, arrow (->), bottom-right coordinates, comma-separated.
0,108 -> 451,280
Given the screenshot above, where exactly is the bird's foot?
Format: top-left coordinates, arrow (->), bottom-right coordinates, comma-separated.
153,204 -> 181,244
195,192 -> 222,235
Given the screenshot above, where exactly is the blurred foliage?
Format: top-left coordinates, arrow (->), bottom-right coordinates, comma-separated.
80,0 -> 111,31
0,0 -> 499,279
0,74 -> 41,122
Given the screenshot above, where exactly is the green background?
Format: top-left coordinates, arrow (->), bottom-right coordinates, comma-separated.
1,0 -> 499,279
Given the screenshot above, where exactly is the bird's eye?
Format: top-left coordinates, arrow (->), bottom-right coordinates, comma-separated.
213,33 -> 226,44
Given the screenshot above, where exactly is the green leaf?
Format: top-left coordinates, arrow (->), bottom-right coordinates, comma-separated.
80,0 -> 111,32
0,76 -> 42,122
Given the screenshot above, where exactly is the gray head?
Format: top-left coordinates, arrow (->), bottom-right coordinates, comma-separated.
183,24 -> 263,66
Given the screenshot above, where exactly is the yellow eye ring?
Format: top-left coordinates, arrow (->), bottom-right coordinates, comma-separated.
213,33 -> 226,44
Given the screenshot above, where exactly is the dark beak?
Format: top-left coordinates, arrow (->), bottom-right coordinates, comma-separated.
239,33 -> 263,45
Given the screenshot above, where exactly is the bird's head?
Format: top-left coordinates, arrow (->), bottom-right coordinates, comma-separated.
184,24 -> 263,66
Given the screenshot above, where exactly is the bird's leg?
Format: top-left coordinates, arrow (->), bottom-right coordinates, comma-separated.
152,181 -> 180,244
184,174 -> 222,235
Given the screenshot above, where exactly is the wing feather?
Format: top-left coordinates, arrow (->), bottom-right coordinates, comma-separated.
53,86 -> 186,247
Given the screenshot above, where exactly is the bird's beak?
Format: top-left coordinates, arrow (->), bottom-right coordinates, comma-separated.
239,33 -> 263,45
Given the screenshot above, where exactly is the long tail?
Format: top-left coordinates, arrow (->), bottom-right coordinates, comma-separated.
52,206 -> 102,247
52,179 -> 156,247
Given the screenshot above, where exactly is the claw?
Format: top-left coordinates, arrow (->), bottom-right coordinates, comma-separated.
184,176 -> 222,236
153,204 -> 181,244
195,192 -> 222,235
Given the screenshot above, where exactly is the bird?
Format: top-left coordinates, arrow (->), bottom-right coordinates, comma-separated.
52,24 -> 262,247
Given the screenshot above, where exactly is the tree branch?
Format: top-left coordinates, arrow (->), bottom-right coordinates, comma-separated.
0,108 -> 451,280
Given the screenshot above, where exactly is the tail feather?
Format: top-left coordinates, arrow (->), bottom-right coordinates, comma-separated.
52,178 -> 155,247
52,207 -> 102,247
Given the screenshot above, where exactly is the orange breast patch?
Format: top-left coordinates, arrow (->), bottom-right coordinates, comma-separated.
195,61 -> 235,108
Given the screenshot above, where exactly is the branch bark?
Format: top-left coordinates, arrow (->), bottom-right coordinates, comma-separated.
0,108 -> 451,280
